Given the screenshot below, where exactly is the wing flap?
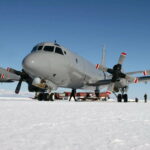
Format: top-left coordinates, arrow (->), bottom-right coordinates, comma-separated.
137,76 -> 150,83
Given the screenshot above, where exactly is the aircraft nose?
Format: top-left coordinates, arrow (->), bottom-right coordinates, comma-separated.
22,54 -> 38,76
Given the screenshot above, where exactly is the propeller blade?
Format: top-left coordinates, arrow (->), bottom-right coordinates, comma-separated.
125,74 -> 138,83
118,52 -> 127,65
143,70 -> 150,76
15,78 -> 23,94
7,68 -> 22,76
107,68 -> 114,74
96,64 -> 109,72
119,72 -> 126,78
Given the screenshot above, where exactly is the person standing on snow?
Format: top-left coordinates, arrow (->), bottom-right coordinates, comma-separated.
69,89 -> 77,101
144,94 -> 147,103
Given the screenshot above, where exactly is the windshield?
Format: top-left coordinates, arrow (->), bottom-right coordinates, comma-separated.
55,47 -> 64,55
44,46 -> 54,52
38,46 -> 43,50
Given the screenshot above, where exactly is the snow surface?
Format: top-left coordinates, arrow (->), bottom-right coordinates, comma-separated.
0,98 -> 150,150
0,89 -> 33,97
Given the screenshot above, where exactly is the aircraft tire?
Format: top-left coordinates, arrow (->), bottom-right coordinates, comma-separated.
43,93 -> 49,101
117,94 -> 122,102
38,93 -> 44,101
49,93 -> 54,101
123,94 -> 128,103
95,90 -> 100,98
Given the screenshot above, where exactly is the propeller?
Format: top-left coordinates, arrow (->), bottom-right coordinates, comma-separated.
7,68 -> 30,94
98,52 -> 136,94
15,77 -> 24,94
7,67 -> 47,94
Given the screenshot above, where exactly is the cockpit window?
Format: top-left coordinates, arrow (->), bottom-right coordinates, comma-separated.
55,47 -> 63,55
44,46 -> 54,52
38,46 -> 43,50
31,46 -> 37,52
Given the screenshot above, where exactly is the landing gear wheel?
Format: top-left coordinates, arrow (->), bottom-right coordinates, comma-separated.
38,93 -> 44,101
95,89 -> 100,99
117,94 -> 122,102
43,93 -> 49,101
123,94 -> 128,103
49,93 -> 55,101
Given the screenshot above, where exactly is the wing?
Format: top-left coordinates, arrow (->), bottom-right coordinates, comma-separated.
126,70 -> 150,76
87,74 -> 150,87
88,75 -> 150,86
0,67 -> 20,82
126,70 -> 150,83
130,76 -> 150,83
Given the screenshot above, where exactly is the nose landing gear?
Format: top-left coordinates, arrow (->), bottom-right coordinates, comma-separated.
35,92 -> 55,101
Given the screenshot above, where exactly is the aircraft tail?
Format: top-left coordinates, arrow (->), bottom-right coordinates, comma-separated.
95,46 -> 106,70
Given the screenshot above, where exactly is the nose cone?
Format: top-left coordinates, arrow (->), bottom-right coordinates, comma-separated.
22,54 -> 38,76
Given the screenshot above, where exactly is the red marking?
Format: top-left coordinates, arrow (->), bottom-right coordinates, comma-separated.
134,78 -> 139,83
6,67 -> 10,72
1,74 -> 5,79
106,91 -> 112,95
143,71 -> 148,76
96,64 -> 100,69
121,52 -> 127,56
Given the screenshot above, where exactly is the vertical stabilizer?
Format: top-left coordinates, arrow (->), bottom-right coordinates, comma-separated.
101,45 -> 106,67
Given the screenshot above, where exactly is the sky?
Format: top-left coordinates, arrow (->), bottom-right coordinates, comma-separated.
0,0 -> 150,99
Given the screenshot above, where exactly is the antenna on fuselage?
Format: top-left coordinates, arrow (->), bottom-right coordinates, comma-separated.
54,40 -> 60,46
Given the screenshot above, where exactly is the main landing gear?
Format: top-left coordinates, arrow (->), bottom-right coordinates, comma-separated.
114,87 -> 128,102
95,87 -> 100,100
117,94 -> 128,102
35,93 -> 55,101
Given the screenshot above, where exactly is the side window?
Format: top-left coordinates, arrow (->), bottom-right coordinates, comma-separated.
55,47 -> 64,55
44,46 -> 54,52
38,46 -> 43,50
76,58 -> 78,63
64,51 -> 67,55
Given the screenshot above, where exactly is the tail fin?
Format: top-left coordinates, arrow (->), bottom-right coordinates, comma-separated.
101,45 -> 106,67
95,45 -> 106,70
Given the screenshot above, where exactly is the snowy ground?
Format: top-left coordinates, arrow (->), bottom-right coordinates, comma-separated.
0,98 -> 150,150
